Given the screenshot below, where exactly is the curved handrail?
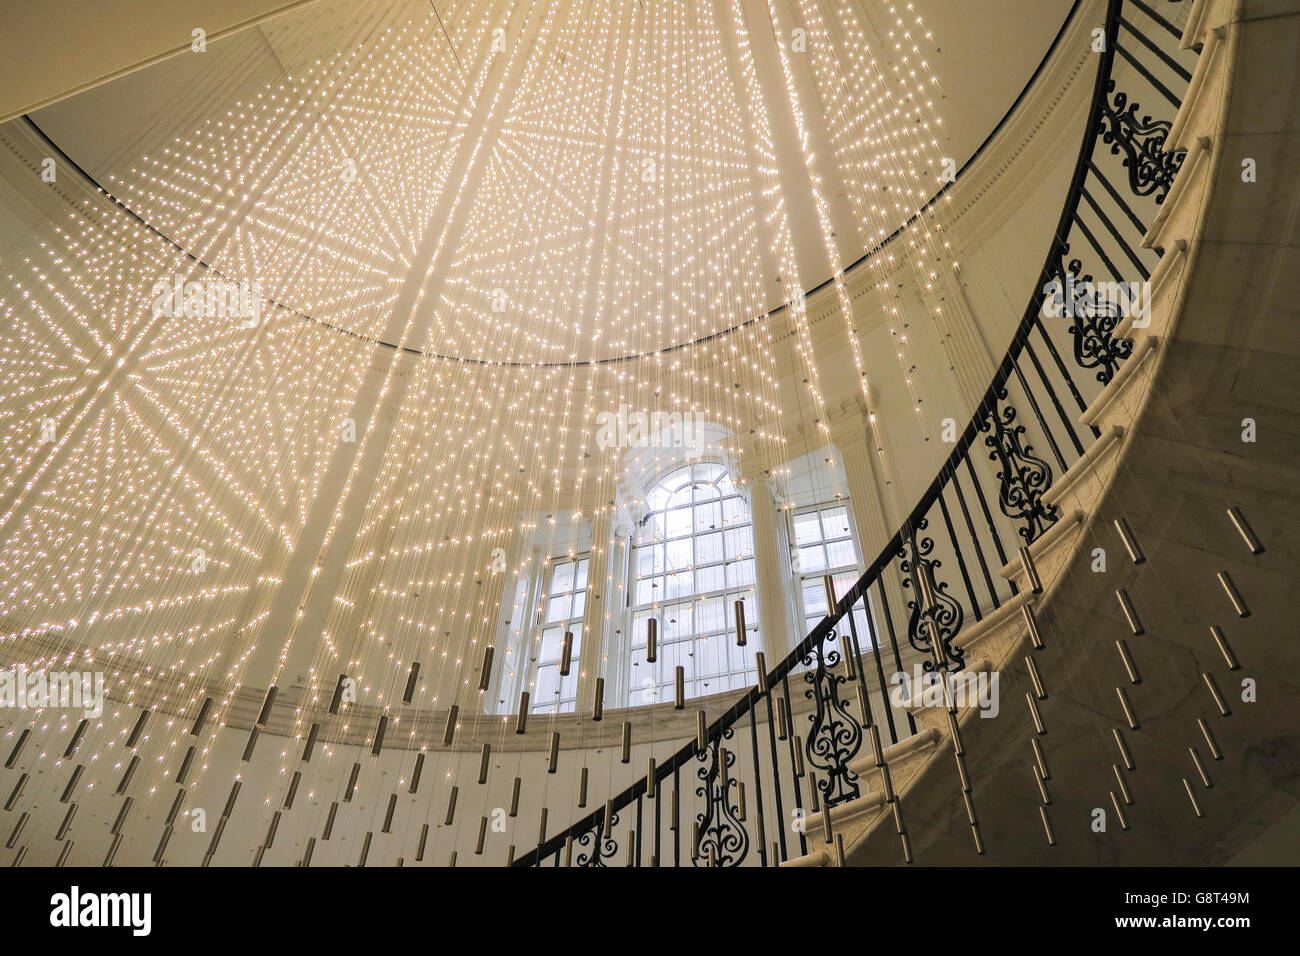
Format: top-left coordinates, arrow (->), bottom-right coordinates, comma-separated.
512,0 -> 1193,867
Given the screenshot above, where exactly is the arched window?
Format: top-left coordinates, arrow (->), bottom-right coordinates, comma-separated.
626,462 -> 760,706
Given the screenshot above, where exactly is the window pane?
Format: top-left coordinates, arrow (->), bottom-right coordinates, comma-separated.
694,501 -> 721,533
571,591 -> 586,619
665,506 -> 692,538
798,544 -> 827,574
539,626 -> 564,662
665,538 -> 691,572
695,531 -> 723,565
695,563 -> 724,594
545,594 -> 570,623
533,664 -> 560,704
826,538 -> 856,570
550,561 -> 574,595
793,511 -> 823,545
665,570 -> 693,599
726,558 -> 755,588
636,575 -> 660,605
821,507 -> 851,539
574,558 -> 589,590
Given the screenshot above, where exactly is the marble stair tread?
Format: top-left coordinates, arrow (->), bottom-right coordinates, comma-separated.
1041,428 -> 1126,506
999,508 -> 1084,581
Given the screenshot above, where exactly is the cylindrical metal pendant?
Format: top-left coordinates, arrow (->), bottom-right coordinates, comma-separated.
103,833 -> 122,866
592,677 -> 604,722
445,786 -> 459,826
343,761 -> 360,801
970,822 -> 985,856
409,752 -> 424,794
1032,738 -> 1050,780
56,804 -> 76,841
516,693 -> 530,733
372,715 -> 387,756
1025,655 -> 1047,698
478,743 -> 492,784
953,752 -> 969,794
417,825 -> 428,862
166,791 -> 184,826
506,846 -> 515,867
776,696 -> 789,741
443,705 -> 459,747
646,758 -> 657,799
10,845 -> 26,867
579,766 -> 589,807
901,832 -> 913,864
835,832 -> 846,866
129,709 -> 151,746
755,652 -> 768,693
1110,791 -> 1129,830
674,666 -> 685,709
560,631 -> 573,676
1209,625 -> 1240,670
448,851 -> 457,869
538,807 -> 548,845
1033,765 -> 1051,804
510,776 -> 521,816
1115,640 -> 1142,684
963,790 -> 978,825
1189,746 -> 1213,788
111,797 -> 133,835
322,802 -> 337,840
4,774 -> 26,812
1026,693 -> 1046,735
4,729 -> 29,769
1023,604 -> 1044,650
1226,506 -> 1264,555
1216,570 -> 1250,618
476,816 -> 488,854
880,762 -> 897,801
302,723 -> 319,762
823,574 -> 837,617
626,839 -> 635,868
1039,805 -> 1056,845
1113,727 -> 1136,770
948,711 -> 966,752
263,810 -> 281,848
478,645 -> 494,692
822,800 -> 834,844
382,794 -> 396,833
116,756 -> 139,794
737,781 -> 747,822
696,710 -> 707,752
1198,718 -> 1222,760
1202,672 -> 1231,716
645,618 -> 657,663
603,799 -> 614,838
60,764 -> 83,804
857,685 -> 872,728
1116,687 -> 1140,729
735,599 -> 747,646
669,788 -> 678,831
357,832 -> 372,867
870,724 -> 884,768
64,719 -> 87,759
241,726 -> 260,762
1113,517 -> 1146,564
793,736 -> 805,777
328,674 -> 349,715
1113,764 -> 1133,805
153,825 -> 172,863
808,774 -> 820,813
403,661 -> 420,704
1019,546 -> 1043,594
548,731 -> 560,773
55,842 -> 73,868
190,696 -> 213,736
256,687 -> 277,727
1183,778 -> 1204,817
1115,588 -> 1144,635
892,799 -> 905,835
176,746 -> 195,786
286,770 -> 301,809
621,721 -> 631,763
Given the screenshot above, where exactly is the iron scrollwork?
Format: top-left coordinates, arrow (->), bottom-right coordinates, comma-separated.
979,390 -> 1060,544
898,521 -> 966,672
1097,81 -> 1185,206
574,811 -> 619,867
693,726 -> 749,866
800,629 -> 863,809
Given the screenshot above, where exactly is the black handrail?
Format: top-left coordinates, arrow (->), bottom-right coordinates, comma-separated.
512,0 -> 1193,867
